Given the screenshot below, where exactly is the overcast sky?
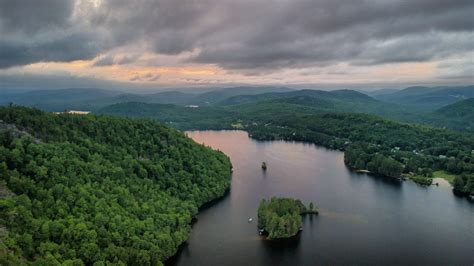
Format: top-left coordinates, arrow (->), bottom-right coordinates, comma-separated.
0,0 -> 473,91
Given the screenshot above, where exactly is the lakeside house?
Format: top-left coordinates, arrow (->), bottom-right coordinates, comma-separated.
68,110 -> 90,115
54,110 -> 91,115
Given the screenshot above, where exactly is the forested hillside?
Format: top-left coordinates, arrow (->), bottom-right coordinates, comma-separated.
429,98 -> 474,131
219,89 -> 374,105
99,88 -> 474,133
0,107 -> 232,265
218,89 -> 404,115
384,98 -> 474,133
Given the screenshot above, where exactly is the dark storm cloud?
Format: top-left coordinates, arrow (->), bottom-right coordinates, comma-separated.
0,0 -> 107,68
0,72 -> 127,90
0,72 -> 164,91
0,31 -> 103,68
0,0 -> 473,70
190,0 -> 474,69
0,0 -> 73,34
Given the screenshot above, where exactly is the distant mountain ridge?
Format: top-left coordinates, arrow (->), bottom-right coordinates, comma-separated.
0,86 -> 293,111
218,89 -> 409,116
219,89 -> 376,105
362,88 -> 401,96
0,88 -> 121,111
97,89 -> 402,130
3,85 -> 473,132
188,86 -> 293,105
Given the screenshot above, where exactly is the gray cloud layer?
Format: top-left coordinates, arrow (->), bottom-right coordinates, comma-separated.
0,0 -> 473,71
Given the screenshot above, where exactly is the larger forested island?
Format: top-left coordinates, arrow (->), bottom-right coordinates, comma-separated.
0,107 -> 232,265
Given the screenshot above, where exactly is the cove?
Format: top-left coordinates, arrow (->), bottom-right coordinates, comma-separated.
167,130 -> 474,266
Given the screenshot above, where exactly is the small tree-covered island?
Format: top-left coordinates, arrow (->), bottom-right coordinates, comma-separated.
257,197 -> 318,239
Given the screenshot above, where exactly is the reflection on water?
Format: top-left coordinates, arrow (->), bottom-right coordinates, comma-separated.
168,130 -> 474,266
319,209 -> 368,225
352,171 -> 403,187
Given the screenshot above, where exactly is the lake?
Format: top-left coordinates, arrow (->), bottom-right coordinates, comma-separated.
167,130 -> 474,266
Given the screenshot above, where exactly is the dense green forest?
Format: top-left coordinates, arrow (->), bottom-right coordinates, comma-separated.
257,198 -> 316,239
98,100 -> 474,196
0,106 -> 232,265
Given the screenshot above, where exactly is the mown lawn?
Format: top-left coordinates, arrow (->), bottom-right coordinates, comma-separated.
433,170 -> 456,184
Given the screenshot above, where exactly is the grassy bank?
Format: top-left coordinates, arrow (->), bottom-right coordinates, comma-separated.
433,170 -> 457,184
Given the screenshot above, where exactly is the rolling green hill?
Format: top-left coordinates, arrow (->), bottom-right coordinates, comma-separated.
4,86 -> 472,132
377,97 -> 474,133
374,85 -> 474,110
110,91 -> 197,106
97,95 -> 389,130
189,86 -> 293,105
110,87 -> 293,107
219,89 -> 413,118
219,89 -> 375,105
218,88 -> 474,132
0,107 -> 232,265
97,102 -> 237,130
434,97 -> 474,117
424,98 -> 474,131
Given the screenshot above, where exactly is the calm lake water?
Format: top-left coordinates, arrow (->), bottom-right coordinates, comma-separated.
168,130 -> 474,266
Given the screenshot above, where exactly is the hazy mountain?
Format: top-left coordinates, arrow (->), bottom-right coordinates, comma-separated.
426,98 -> 474,131
217,89 -> 405,115
219,89 -> 374,105
0,86 -> 293,111
435,97 -> 474,117
0,88 -> 196,111
190,86 -> 293,105
111,91 -> 196,105
98,89 -> 404,126
374,85 -> 474,110
360,88 -> 401,96
0,88 -> 121,111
